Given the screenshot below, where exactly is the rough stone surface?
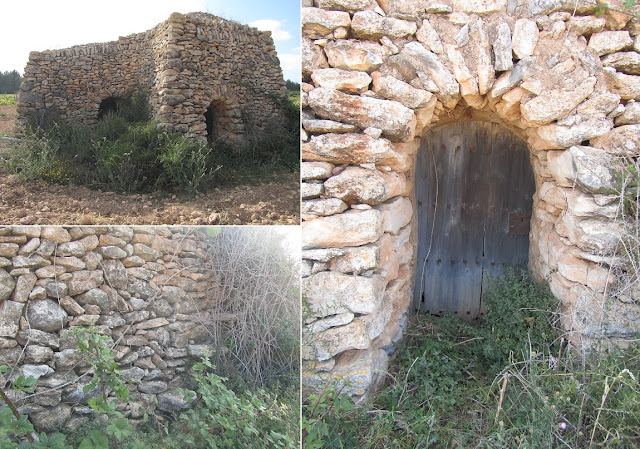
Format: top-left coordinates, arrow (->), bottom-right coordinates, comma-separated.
304,272 -> 386,316
302,209 -> 383,249
0,269 -> 16,301
311,68 -> 372,93
26,300 -> 67,332
512,19 -> 539,59
351,10 -> 417,40
325,40 -> 390,72
547,146 -> 617,193
590,124 -> 640,155
588,31 -> 633,56
308,87 -> 416,142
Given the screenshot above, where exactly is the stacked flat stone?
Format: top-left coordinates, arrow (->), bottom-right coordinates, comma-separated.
17,12 -> 287,144
302,0 -> 640,401
0,226 -> 222,431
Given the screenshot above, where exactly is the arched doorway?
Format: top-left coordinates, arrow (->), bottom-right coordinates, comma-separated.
414,121 -> 535,318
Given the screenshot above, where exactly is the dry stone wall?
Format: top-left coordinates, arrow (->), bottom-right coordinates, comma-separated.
301,0 -> 640,400
0,226 -> 222,431
17,12 -> 287,144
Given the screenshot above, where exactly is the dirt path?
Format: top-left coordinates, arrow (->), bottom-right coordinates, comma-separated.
0,170 -> 300,225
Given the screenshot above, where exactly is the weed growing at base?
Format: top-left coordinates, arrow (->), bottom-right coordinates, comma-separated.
303,268 -> 640,448
8,92 -> 298,194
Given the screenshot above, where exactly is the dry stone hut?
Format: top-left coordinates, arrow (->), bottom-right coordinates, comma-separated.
17,12 -> 288,144
302,0 -> 640,401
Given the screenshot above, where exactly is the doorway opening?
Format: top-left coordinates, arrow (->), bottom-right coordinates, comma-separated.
413,121 -> 535,319
98,97 -> 119,119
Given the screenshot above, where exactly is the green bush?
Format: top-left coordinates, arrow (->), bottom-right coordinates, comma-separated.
10,90 -> 297,194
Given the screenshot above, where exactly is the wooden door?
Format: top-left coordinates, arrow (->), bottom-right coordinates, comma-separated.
413,121 -> 534,318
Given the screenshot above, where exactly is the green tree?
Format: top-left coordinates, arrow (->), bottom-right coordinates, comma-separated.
0,71 -> 22,94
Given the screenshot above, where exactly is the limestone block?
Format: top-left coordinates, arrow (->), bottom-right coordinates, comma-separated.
56,241 -> 86,257
24,346 -> 54,364
308,313 -> 355,334
416,19 -> 444,54
30,405 -> 71,433
303,271 -> 386,316
67,270 -> 104,296
445,45 -> 479,103
11,273 -> 37,303
313,319 -> 370,360
512,19 -> 539,59
311,68 -> 372,93
302,162 -> 335,181
453,0 -> 507,14
490,58 -> 531,99
308,88 -> 416,142
302,38 -> 329,77
565,189 -> 619,219
303,133 -> 397,165
606,69 -> 640,100
372,73 -> 433,109
567,16 -> 605,36
12,255 -> 49,269
304,119 -> 360,134
324,167 -> 391,205
331,243 -> 380,274
45,281 -> 68,299
59,296 -> 85,316
41,227 -> 71,244
17,329 -> 59,349
101,259 -> 128,290
590,124 -> 640,156
302,8 -> 351,39
546,146 -> 616,193
576,92 -> 621,116
377,197 -> 413,235
157,390 -> 196,413
393,42 -> 459,108
615,100 -> 640,125
76,289 -> 110,313
559,214 -> 620,253
325,40 -> 390,72
495,87 -> 527,122
302,198 -> 349,219
317,0 -> 372,11
521,77 -> 596,126
78,235 -> 99,251
303,248 -> 347,263
0,269 -> 16,301
302,209 -> 383,248
470,20 -> 495,95
588,31 -> 632,56
0,301 -> 24,338
25,300 -> 68,332
302,182 -> 324,200
494,23 -> 513,72
52,256 -> 85,271
528,116 -> 612,150
601,52 -> 640,75
351,10 -> 417,40
0,243 -> 19,257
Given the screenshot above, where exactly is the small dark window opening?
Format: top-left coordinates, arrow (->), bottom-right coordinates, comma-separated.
98,97 -> 119,119
205,103 -> 217,143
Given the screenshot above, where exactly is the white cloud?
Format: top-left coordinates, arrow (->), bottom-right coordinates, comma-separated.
249,19 -> 291,41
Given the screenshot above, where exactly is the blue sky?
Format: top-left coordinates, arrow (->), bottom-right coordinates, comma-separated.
0,0 -> 300,82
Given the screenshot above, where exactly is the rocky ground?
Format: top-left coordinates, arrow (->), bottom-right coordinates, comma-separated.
0,104 -> 300,225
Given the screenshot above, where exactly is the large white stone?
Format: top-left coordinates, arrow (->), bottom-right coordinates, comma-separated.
615,100 -> 640,125
546,146 -> 617,193
302,8 -> 351,39
302,209 -> 383,248
317,0 -> 372,11
25,300 -> 68,332
590,124 -> 640,156
324,167 -> 390,205
313,319 -> 370,360
453,0 -> 507,14
377,197 -> 413,234
325,40 -> 390,72
606,69 -> 640,100
302,38 -> 329,77
351,10 -> 417,40
567,16 -> 605,35
0,269 -> 15,301
331,243 -> 380,274
588,31 -> 633,56
512,19 -> 539,59
302,162 -> 335,180
311,68 -> 372,94
471,20 -> 495,95
302,133 -> 397,165
372,73 -> 433,109
528,116 -> 612,150
302,198 -> 349,218
416,19 -> 444,54
308,87 -> 416,142
521,77 -> 596,125
303,271 -> 386,316
494,23 -> 513,72
601,52 -> 640,75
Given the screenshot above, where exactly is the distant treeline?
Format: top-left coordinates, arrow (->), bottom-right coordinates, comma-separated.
285,79 -> 300,91
0,70 -> 22,94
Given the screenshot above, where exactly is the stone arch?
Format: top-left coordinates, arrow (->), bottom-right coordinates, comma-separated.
302,0 -> 640,401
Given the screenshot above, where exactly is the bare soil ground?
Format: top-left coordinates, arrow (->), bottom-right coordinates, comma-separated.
0,105 -> 300,225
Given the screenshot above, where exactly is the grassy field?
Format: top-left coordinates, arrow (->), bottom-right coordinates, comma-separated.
0,94 -> 17,106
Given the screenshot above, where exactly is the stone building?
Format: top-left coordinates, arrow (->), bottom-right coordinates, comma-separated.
302,0 -> 640,400
17,12 -> 287,144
